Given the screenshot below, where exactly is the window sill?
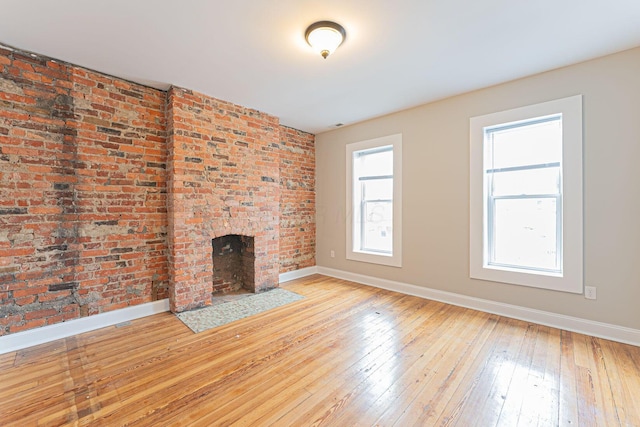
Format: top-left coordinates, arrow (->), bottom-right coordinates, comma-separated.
347,250 -> 402,268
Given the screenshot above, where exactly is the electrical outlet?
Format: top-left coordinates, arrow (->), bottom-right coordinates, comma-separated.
330,250 -> 335,258
585,286 -> 597,300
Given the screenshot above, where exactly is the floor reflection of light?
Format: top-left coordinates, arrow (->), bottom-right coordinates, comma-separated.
356,311 -> 400,399
492,356 -> 559,423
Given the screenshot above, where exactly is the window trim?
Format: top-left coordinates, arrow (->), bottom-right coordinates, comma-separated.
346,134 -> 402,267
470,95 -> 583,293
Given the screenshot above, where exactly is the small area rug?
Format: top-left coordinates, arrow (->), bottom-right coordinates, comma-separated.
176,288 -> 304,333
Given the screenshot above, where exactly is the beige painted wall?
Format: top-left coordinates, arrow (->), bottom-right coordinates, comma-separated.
315,46 -> 640,330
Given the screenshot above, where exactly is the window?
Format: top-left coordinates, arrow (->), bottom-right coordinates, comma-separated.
346,134 -> 402,267
470,96 -> 583,293
486,116 -> 563,273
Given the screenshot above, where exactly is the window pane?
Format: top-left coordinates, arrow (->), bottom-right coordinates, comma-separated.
491,166 -> 560,197
363,178 -> 392,201
354,147 -> 393,177
362,201 -> 392,253
347,134 -> 402,267
489,118 -> 562,170
492,198 -> 558,271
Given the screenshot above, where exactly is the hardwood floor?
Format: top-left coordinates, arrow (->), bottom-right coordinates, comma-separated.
1,274 -> 639,426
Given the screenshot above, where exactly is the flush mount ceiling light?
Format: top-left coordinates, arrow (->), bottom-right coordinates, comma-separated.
305,21 -> 346,59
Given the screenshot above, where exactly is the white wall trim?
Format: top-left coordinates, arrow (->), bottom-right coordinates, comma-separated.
1,265 -> 321,355
317,266 -> 640,347
0,299 -> 170,355
4,266 -> 637,353
279,266 -> 318,283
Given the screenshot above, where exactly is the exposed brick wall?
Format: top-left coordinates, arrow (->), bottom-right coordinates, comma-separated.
279,126 -> 316,273
0,45 -> 316,335
167,87 -> 281,312
0,47 -> 79,334
69,67 -> 168,315
0,46 -> 168,335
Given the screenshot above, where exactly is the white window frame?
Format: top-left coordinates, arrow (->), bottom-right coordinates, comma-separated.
346,134 -> 402,267
470,95 -> 583,293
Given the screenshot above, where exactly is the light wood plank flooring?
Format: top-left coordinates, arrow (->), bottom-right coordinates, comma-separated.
1,274 -> 639,426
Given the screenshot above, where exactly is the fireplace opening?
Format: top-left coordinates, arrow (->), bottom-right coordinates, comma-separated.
212,235 -> 255,295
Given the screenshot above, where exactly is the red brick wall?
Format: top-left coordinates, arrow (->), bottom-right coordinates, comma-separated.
167,87 -> 281,312
0,46 -> 168,335
70,67 -> 168,315
0,48 -> 78,334
0,45 -> 316,335
279,126 -> 316,273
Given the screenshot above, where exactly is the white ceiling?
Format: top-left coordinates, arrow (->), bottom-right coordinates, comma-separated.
1,1 -> 639,134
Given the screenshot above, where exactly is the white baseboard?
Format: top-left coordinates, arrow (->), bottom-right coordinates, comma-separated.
4,266 -> 637,354
1,264 -> 321,355
0,299 -> 170,355
317,266 -> 640,347
279,266 -> 318,283
0,265 -> 321,355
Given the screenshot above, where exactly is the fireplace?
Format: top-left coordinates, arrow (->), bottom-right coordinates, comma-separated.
212,235 -> 255,293
167,86 -> 281,313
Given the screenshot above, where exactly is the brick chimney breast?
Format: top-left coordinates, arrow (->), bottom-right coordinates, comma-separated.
166,87 -> 280,312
